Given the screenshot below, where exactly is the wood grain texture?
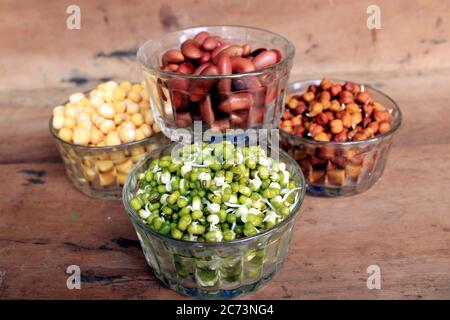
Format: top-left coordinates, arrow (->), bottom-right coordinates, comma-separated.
1,0 -> 450,300
0,0 -> 449,90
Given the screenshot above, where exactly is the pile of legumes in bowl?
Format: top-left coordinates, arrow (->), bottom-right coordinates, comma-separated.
280,79 -> 402,197
50,80 -> 169,199
137,25 -> 295,137
123,140 -> 305,298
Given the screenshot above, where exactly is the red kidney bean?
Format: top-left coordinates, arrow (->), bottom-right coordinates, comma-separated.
172,91 -> 188,110
202,36 -> 223,50
162,49 -> 185,65
242,44 -> 251,56
177,62 -> 194,74
230,111 -> 249,126
232,79 -> 247,91
181,39 -> 203,59
194,31 -> 210,46
175,111 -> 193,127
250,48 -> 266,57
200,51 -> 211,63
211,44 -> 230,62
219,92 -> 254,113
199,96 -> 215,125
168,78 -> 189,92
212,45 -> 244,63
162,64 -> 179,72
168,79 -> 189,110
272,49 -> 282,63
218,79 -> 232,95
243,76 -> 262,89
189,78 -> 213,102
251,86 -> 267,108
194,62 -> 213,75
248,105 -> 265,126
253,50 -> 278,69
230,56 -> 256,73
201,65 -> 219,76
265,83 -> 278,105
211,119 -> 230,131
216,53 -> 232,75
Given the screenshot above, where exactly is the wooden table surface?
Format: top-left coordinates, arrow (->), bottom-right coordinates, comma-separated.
1,0 -> 450,299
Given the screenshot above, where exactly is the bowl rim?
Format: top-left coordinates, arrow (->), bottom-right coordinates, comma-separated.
122,141 -> 306,248
49,94 -> 163,152
137,24 -> 296,79
280,79 -> 403,146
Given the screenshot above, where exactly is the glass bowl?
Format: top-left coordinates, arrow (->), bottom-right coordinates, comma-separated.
122,141 -> 306,299
137,25 -> 295,138
280,79 -> 402,197
50,117 -> 169,199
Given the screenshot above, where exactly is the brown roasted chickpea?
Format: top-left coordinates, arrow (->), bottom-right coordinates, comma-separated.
280,79 -> 392,143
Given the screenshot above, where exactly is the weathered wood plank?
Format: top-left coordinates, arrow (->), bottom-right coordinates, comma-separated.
0,0 -> 449,90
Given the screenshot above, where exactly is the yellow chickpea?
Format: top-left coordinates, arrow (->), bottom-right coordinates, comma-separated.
144,110 -> 154,125
132,84 -> 142,91
104,81 -> 118,91
90,95 -> 104,108
94,116 -> 106,128
114,88 -> 126,101
84,106 -> 96,116
152,122 -> 161,133
53,105 -> 65,116
69,92 -> 85,104
119,122 -> 136,143
78,119 -> 93,130
97,83 -> 106,92
140,88 -> 149,101
79,97 -> 90,107
52,115 -> 65,130
63,117 -> 76,129
114,113 -> 127,126
139,100 -> 150,110
127,90 -> 141,103
131,113 -> 144,127
104,89 -> 115,103
114,101 -> 126,114
75,104 -> 85,114
106,131 -> 121,146
90,127 -> 104,145
58,128 -> 73,142
126,101 -> 140,114
140,123 -> 153,137
100,119 -> 115,134
99,103 -> 116,119
119,81 -> 132,90
73,127 -> 91,146
64,103 -> 78,118
77,112 -> 91,123
134,128 -> 146,141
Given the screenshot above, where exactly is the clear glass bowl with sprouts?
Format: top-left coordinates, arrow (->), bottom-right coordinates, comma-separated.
122,140 -> 305,298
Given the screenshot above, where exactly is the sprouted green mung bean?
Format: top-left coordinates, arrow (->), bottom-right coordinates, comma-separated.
130,141 -> 301,242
